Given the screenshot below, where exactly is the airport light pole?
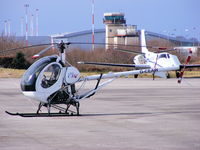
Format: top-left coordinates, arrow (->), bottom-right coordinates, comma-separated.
36,9 -> 39,36
4,20 -> 7,36
24,4 -> 29,46
91,0 -> 95,50
7,19 -> 11,37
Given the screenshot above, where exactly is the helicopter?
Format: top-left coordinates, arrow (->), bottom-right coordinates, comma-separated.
78,29 -> 200,83
4,42 -> 113,117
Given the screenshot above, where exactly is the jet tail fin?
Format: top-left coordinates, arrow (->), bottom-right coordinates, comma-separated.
140,29 -> 149,53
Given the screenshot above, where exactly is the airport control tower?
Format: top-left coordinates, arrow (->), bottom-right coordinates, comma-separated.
103,12 -> 138,49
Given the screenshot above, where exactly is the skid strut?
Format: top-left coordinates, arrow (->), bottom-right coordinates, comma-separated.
5,111 -> 78,117
5,100 -> 80,117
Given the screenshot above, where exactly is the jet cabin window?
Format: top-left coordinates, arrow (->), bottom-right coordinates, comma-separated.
41,64 -> 61,88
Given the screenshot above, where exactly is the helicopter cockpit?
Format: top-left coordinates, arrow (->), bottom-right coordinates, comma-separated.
21,55 -> 59,91
41,64 -> 61,88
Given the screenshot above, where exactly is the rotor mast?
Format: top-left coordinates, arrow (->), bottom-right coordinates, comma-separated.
58,41 -> 66,64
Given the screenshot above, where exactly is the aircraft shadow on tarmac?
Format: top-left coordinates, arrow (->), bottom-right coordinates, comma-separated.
5,110 -> 200,117
81,110 -> 200,117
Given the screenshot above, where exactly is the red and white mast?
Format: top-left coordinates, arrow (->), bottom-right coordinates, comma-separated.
21,17 -> 24,36
92,0 -> 95,50
30,14 -> 34,36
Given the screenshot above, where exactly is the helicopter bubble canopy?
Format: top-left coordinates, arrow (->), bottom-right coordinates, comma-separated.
21,55 -> 60,92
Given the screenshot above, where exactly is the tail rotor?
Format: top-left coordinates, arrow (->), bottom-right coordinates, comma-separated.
177,48 -> 192,83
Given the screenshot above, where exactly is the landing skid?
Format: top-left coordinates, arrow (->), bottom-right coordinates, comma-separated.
5,111 -> 81,117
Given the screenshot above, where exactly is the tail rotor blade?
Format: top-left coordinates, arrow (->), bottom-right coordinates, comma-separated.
178,48 -> 192,83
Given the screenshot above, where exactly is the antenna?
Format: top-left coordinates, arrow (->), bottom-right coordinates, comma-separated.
92,0 -> 95,50
36,9 -> 39,36
24,4 -> 29,45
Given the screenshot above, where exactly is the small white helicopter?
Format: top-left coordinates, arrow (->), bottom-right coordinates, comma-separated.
78,29 -> 200,83
3,29 -> 200,117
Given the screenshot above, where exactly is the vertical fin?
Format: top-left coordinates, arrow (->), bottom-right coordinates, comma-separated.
140,29 -> 149,53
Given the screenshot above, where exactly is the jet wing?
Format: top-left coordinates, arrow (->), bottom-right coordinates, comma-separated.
180,64 -> 200,69
78,61 -> 150,69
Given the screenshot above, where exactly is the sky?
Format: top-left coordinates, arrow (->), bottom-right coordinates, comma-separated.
0,0 -> 200,40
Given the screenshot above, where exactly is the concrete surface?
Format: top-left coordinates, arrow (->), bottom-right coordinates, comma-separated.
0,78 -> 200,150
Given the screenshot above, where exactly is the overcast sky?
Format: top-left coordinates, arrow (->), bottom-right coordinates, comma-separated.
0,0 -> 199,39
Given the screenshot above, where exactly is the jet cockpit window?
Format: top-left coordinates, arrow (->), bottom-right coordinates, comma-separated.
159,54 -> 167,59
41,64 -> 61,88
167,54 -> 170,58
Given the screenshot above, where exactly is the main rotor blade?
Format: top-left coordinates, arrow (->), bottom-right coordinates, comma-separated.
70,42 -> 144,48
0,43 -> 56,55
180,64 -> 200,69
67,41 -> 178,54
115,47 -> 176,54
69,42 -> 177,49
112,48 -> 143,54
153,48 -> 177,53
32,45 -> 55,59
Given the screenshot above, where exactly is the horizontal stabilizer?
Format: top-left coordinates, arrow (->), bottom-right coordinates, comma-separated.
180,64 -> 200,69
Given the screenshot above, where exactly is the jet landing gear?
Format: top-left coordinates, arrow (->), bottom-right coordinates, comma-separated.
176,71 -> 180,78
